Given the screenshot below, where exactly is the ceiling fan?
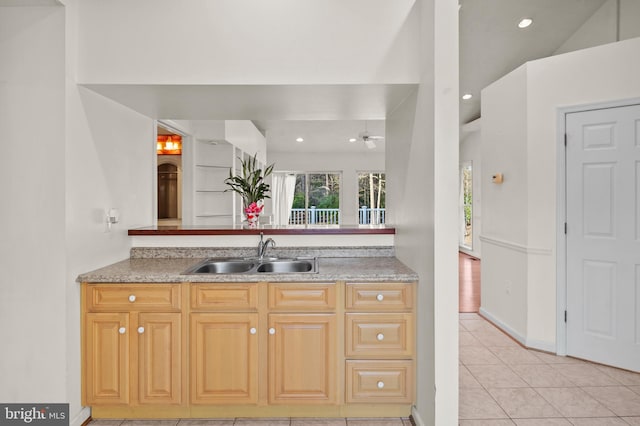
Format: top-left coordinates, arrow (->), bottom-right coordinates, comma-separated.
350,122 -> 384,149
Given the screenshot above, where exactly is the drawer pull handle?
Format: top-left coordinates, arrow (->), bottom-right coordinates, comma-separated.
377,333 -> 385,341
377,381 -> 385,389
118,327 -> 126,335
137,326 -> 145,334
268,328 -> 276,335
376,294 -> 384,302
250,327 -> 257,335
128,295 -> 136,302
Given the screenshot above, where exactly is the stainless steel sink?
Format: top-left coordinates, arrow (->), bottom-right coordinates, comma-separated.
184,259 -> 257,274
256,259 -> 315,273
182,257 -> 318,275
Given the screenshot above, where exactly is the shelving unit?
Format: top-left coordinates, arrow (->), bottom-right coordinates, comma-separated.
193,141 -> 240,226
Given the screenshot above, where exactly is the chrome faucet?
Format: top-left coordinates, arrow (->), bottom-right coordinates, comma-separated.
257,232 -> 276,260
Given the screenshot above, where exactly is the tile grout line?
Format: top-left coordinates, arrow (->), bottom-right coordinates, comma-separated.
460,314 -> 640,423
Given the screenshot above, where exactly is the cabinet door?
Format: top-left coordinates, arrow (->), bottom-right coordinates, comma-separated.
137,313 -> 182,405
190,313 -> 258,404
268,314 -> 336,404
85,313 -> 129,405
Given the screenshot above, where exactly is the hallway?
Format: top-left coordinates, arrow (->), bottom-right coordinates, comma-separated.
459,253 -> 640,424
459,252 -> 481,313
459,313 -> 640,424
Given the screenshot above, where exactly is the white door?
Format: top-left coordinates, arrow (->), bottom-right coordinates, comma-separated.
566,104 -> 640,372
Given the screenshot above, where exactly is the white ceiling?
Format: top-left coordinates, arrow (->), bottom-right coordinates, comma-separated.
88,0 -> 609,151
253,120 -> 385,154
459,0 -> 607,124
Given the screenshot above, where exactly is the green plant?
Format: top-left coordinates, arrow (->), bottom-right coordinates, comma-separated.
224,154 -> 274,205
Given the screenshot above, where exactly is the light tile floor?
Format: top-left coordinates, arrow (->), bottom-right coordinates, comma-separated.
89,418 -> 413,426
88,313 -> 640,426
459,312 -> 640,425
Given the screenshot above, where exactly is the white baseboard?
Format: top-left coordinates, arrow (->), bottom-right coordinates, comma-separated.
525,338 -> 556,353
479,307 -> 557,354
479,307 -> 527,346
70,407 -> 91,426
411,406 -> 425,426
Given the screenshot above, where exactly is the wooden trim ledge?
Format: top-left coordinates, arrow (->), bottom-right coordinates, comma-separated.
129,225 -> 396,236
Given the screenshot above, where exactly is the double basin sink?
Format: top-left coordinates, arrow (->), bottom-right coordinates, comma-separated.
182,257 -> 318,275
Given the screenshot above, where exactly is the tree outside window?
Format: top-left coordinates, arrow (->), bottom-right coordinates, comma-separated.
291,172 -> 341,224
358,172 -> 385,224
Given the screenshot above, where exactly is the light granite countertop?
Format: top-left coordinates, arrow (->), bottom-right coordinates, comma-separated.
77,256 -> 418,283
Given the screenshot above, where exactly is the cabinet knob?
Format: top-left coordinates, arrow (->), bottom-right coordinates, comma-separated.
250,327 -> 257,335
268,327 -> 276,335
128,295 -> 136,302
377,333 -> 385,341
118,327 -> 126,334
377,381 -> 385,389
376,294 -> 384,302
137,326 -> 145,334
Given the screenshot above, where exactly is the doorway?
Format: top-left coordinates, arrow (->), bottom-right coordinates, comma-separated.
564,102 -> 640,372
157,124 -> 183,226
158,163 -> 179,221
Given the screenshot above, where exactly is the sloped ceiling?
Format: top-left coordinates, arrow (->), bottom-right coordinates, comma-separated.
459,0 -> 608,124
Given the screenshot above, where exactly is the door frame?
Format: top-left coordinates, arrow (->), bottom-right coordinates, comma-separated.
154,119 -> 192,226
556,96 -> 640,356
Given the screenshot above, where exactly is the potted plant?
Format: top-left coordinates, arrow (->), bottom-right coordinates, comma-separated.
224,153 -> 274,228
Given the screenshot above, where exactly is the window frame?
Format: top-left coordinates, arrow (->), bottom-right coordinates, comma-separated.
282,170 -> 343,225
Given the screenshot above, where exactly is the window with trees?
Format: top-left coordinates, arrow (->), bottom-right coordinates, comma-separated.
460,162 -> 472,248
358,172 -> 385,225
290,172 -> 341,225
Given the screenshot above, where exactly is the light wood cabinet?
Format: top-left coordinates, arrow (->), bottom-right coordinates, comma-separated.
82,284 -> 184,407
268,313 -> 337,404
344,282 -> 415,404
85,312 -> 130,405
190,312 -> 258,404
346,360 -> 414,403
189,283 -> 259,405
82,279 -> 415,418
266,283 -> 337,404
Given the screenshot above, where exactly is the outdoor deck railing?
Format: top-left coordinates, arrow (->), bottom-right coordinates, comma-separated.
289,207 -> 385,225
359,207 -> 386,225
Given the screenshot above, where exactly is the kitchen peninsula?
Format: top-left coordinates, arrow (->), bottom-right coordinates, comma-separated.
79,226 -> 418,419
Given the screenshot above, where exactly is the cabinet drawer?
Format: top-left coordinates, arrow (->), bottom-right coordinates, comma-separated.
346,283 -> 414,311
86,284 -> 181,312
345,313 -> 414,357
346,360 -> 414,404
191,284 -> 257,311
268,283 -> 335,311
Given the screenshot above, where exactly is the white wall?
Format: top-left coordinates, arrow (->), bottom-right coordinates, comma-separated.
268,150 -> 384,225
0,5 -> 67,402
63,0 -> 154,423
77,0 -> 419,85
386,0 -> 459,423
480,65 -> 529,339
481,36 -> 640,351
0,1 -> 456,425
527,36 -> 640,346
459,119 -> 482,258
554,0 -> 640,55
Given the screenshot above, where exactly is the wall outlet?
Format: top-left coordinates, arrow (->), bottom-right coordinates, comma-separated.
505,280 -> 512,295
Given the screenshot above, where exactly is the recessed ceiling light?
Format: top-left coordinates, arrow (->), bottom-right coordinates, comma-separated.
462,93 -> 473,100
348,138 -> 357,143
295,137 -> 304,143
518,18 -> 533,29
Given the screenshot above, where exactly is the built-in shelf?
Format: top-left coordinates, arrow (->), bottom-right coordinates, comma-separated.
195,164 -> 229,169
